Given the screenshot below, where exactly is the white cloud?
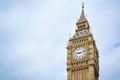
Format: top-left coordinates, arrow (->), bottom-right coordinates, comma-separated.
0,0 -> 68,80
0,0 -> 120,80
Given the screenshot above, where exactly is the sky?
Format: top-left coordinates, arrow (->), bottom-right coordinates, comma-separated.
0,0 -> 120,80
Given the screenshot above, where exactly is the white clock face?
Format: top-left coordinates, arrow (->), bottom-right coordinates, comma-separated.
72,47 -> 87,60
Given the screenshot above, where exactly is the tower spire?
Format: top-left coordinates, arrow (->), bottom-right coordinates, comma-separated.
82,0 -> 84,8
77,1 -> 86,23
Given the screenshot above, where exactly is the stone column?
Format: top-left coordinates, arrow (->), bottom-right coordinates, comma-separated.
88,65 -> 95,80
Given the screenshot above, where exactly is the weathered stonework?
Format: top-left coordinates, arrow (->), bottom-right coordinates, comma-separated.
66,2 -> 99,80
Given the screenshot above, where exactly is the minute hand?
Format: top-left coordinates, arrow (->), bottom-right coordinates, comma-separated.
82,50 -> 86,53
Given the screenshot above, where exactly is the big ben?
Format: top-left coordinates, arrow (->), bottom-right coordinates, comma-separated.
66,1 -> 99,80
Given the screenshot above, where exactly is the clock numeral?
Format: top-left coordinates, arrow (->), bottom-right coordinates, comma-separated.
79,56 -> 82,59
78,56 -> 80,59
76,56 -> 79,59
73,55 -> 77,58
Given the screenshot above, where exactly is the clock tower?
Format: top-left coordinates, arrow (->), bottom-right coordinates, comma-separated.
66,2 -> 99,80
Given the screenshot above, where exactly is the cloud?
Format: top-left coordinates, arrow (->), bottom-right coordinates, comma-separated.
0,0 -> 120,80
100,46 -> 120,80
0,0 -> 68,80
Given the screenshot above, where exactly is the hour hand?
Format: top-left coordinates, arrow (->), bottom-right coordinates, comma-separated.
76,52 -> 82,54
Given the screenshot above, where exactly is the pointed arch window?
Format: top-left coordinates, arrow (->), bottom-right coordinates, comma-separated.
82,71 -> 86,80
74,72 -> 78,80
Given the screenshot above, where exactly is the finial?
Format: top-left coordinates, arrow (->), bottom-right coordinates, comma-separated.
69,32 -> 71,39
76,18 -> 78,22
82,0 -> 84,8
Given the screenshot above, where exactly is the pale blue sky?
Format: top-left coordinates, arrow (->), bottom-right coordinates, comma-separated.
0,0 -> 120,80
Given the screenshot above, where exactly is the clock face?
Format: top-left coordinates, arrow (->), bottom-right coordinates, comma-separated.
72,47 -> 87,60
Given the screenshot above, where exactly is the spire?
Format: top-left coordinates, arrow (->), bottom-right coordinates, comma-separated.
77,1 -> 87,23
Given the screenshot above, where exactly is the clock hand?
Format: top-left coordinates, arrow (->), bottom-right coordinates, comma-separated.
76,52 -> 82,54
77,50 -> 86,54
82,50 -> 86,52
